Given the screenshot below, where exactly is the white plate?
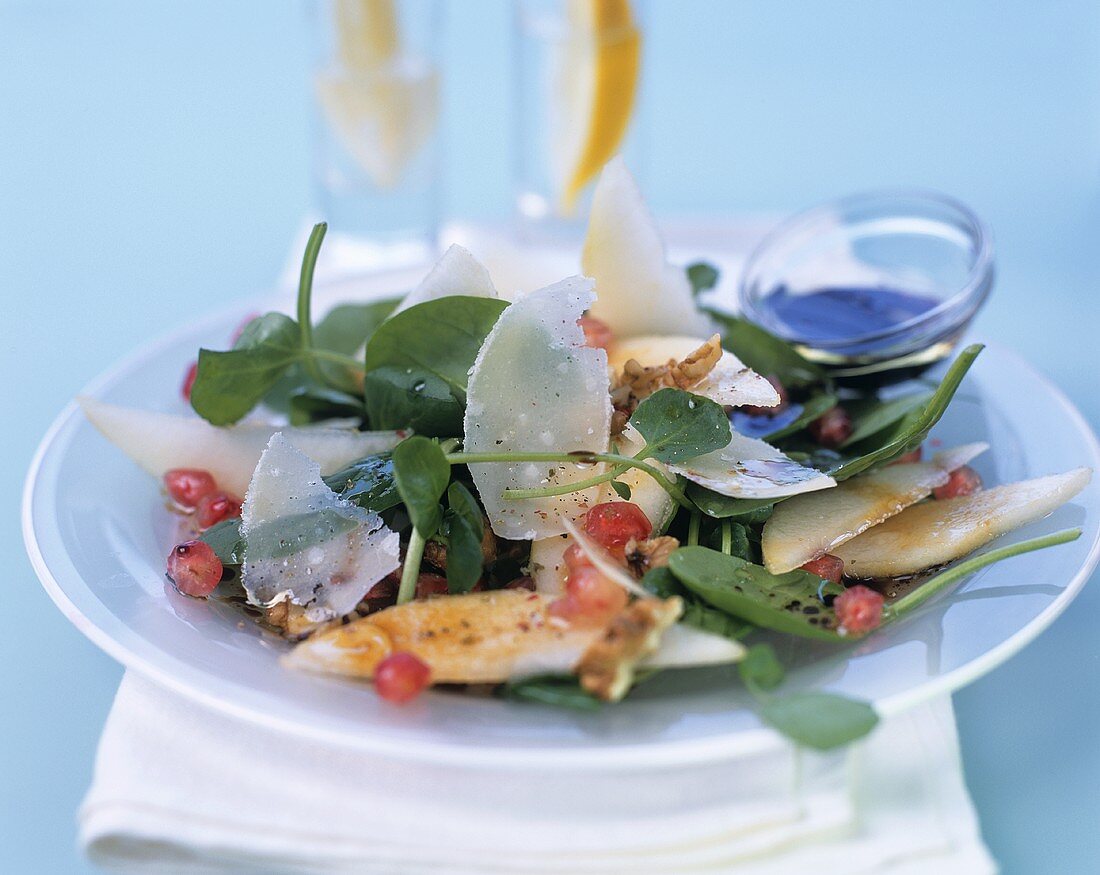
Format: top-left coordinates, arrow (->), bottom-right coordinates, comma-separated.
23,274 -> 1100,770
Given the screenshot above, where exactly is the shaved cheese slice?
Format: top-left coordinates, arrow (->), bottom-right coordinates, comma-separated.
391,243 -> 498,315
668,431 -> 836,500
241,434 -> 400,618
834,467 -> 1092,578
464,276 -> 612,540
582,158 -> 712,338
762,442 -> 988,573
80,396 -> 402,497
607,334 -> 780,409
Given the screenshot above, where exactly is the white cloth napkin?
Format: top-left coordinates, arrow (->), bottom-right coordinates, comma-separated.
80,672 -> 994,874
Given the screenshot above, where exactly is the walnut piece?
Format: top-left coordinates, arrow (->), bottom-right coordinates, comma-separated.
625,535 -> 680,576
576,597 -> 682,701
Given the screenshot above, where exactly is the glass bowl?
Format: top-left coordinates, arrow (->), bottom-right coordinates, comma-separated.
738,190 -> 994,385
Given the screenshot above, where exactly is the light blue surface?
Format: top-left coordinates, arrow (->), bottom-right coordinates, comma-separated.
3,2 -> 1098,872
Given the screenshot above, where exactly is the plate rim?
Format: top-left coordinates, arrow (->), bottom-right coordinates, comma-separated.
22,317 -> 1100,769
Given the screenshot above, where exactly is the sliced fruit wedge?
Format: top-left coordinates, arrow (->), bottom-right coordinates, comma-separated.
582,158 -> 713,339
761,443 -> 988,573
607,334 -> 781,410
463,276 -> 611,540
834,468 -> 1092,578
391,243 -> 499,315
667,430 -> 836,500
80,397 -> 403,497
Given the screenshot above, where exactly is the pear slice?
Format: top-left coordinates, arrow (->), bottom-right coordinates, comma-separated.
390,243 -> 498,316
834,468 -> 1092,578
80,397 -> 403,497
607,334 -> 781,410
761,443 -> 988,573
582,158 -> 713,339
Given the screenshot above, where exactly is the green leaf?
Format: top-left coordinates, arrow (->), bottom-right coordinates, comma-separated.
392,436 -> 451,538
738,643 -> 785,692
244,509 -> 360,561
687,486 -> 778,523
708,312 -> 825,389
190,313 -> 302,425
363,367 -> 464,436
288,387 -> 364,425
828,344 -> 983,480
199,518 -> 244,566
703,520 -> 751,560
501,675 -> 602,711
759,693 -> 879,750
761,392 -> 838,441
629,388 -> 732,464
686,262 -> 720,297
668,546 -> 845,641
839,391 -> 934,448
610,480 -> 632,500
314,300 -> 399,354
323,453 -> 402,513
363,296 -> 509,434
640,567 -> 755,641
444,482 -> 485,594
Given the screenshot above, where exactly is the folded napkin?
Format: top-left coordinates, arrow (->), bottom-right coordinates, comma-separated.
81,672 -> 994,874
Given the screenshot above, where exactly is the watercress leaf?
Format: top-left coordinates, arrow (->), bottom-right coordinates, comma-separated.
610,481 -> 632,500
839,391 -> 934,448
762,393 -> 838,441
687,486 -> 778,523
444,482 -> 485,594
362,366 -> 463,436
703,520 -> 752,560
641,567 -> 755,641
501,675 -> 602,711
363,294 -> 508,403
244,509 -> 360,561
738,643 -> 785,692
759,693 -> 879,750
323,453 -> 402,513
288,387 -> 365,425
314,299 -> 400,354
828,344 -> 982,480
629,388 -> 732,464
190,313 -> 302,425
392,436 -> 451,537
199,518 -> 245,566
668,546 -> 845,641
686,261 -> 720,297
707,312 -> 825,389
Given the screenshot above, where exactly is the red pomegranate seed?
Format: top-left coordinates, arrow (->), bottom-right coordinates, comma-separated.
415,572 -> 450,599
195,492 -> 242,530
578,315 -> 613,350
934,466 -> 982,500
549,566 -> 628,620
800,554 -> 844,586
834,584 -> 885,636
563,542 -> 593,571
809,406 -> 853,449
374,651 -> 432,704
504,576 -> 536,591
181,361 -> 198,401
164,468 -> 218,510
584,502 -> 652,558
891,446 -> 923,465
740,375 -> 789,417
166,540 -> 223,597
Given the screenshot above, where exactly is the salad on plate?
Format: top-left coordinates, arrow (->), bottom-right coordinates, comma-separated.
81,159 -> 1091,749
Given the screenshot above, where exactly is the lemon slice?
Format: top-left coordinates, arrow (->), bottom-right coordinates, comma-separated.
554,0 -> 642,212
317,0 -> 439,190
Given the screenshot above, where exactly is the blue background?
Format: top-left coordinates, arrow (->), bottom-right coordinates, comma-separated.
4,1 -> 1099,871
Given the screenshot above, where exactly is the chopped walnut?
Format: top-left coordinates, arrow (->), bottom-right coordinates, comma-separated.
576,597 -> 683,701
263,601 -> 334,640
668,335 -> 723,387
625,535 -> 680,576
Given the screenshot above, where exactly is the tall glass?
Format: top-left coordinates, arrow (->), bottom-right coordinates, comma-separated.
312,0 -> 441,269
513,0 -> 647,242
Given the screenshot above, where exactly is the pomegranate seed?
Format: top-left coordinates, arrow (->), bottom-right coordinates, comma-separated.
550,566 -> 629,620
834,584 -> 885,636
504,576 -> 536,592
181,361 -> 198,401
195,492 -> 242,530
740,375 -> 789,417
164,468 -> 218,510
166,540 -> 223,597
891,446 -> 923,465
934,466 -> 982,500
415,572 -> 450,599
800,553 -> 844,585
578,315 -> 613,350
374,651 -> 432,704
563,542 -> 594,571
584,502 -> 652,558
809,406 -> 853,449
